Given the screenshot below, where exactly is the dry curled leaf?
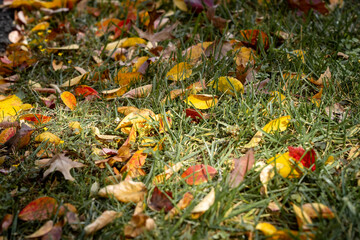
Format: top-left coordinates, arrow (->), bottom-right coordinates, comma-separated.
43,153 -> 86,181
124,214 -> 156,238
98,180 -> 147,203
84,210 -> 122,235
165,192 -> 193,220
191,188 -> 215,219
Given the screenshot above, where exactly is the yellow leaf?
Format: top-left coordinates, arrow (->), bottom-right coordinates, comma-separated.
184,42 -> 213,63
114,72 -> 142,86
35,132 -> 61,145
267,152 -> 302,178
293,204 -> 313,231
301,203 -> 335,219
234,47 -> 256,66
98,180 -> 147,203
31,22 -> 49,32
117,106 -> 139,116
287,50 -> 306,63
47,44 -> 79,50
61,91 -> 76,110
0,95 -> 32,122
184,94 -> 218,109
166,62 -> 192,81
132,56 -> 148,72
115,109 -> 155,131
105,38 -> 147,51
209,76 -> 244,96
60,73 -> 88,87
310,67 -> 331,87
255,222 -> 277,236
69,121 -> 82,135
268,91 -> 286,104
191,188 -> 215,219
102,87 -> 128,99
244,131 -> 263,148
173,0 -> 188,11
262,116 -> 291,134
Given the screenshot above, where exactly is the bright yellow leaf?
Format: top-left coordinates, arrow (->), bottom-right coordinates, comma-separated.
173,0 -> 188,11
269,91 -> 286,104
256,222 -> 277,236
234,47 -> 255,66
209,76 -> 244,96
166,62 -> 192,81
35,132 -> 61,145
31,22 -> 49,32
184,94 -> 218,109
262,116 -> 291,134
105,38 -> 147,51
132,56 -> 148,72
0,95 -> 32,122
288,50 -> 306,63
267,152 -> 302,178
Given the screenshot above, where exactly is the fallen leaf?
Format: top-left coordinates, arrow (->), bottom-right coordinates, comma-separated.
47,44 -> 79,50
115,109 -> 155,131
20,114 -> 51,124
310,67 -> 331,87
184,94 -> 218,109
181,164 -> 217,185
43,153 -> 86,181
244,131 -> 263,148
31,22 -> 49,32
206,6 -> 229,31
301,203 -> 335,219
0,127 -> 17,144
19,197 -> 58,221
183,42 -> 213,64
120,149 -> 147,178
117,106 -> 139,115
209,76 -> 244,96
35,132 -> 61,145
234,47 -> 256,67
267,152 -> 302,178
148,187 -> 174,212
191,188 -> 215,219
293,203 -> 313,231
174,0 -> 188,11
0,95 -> 33,122
121,84 -> 152,99
259,164 -> 274,195
74,85 -> 99,98
288,146 -> 316,171
287,0 -> 329,15
185,108 -> 205,123
165,192 -> 193,219
41,222 -> 63,240
61,91 -> 76,110
84,210 -> 122,235
229,148 -> 255,188
69,121 -> 82,135
114,72 -> 142,86
25,220 -> 53,238
166,62 -> 192,81
4,123 -> 33,150
0,214 -> 13,232
102,87 -> 128,99
98,180 -> 147,203
240,29 -> 269,50
124,214 -> 156,238
262,115 -> 291,134
60,73 -> 88,87
133,22 -> 179,45
255,222 -> 277,236
105,37 -> 146,51
153,161 -> 184,184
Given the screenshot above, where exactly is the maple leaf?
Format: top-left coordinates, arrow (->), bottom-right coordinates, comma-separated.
43,153 -> 85,181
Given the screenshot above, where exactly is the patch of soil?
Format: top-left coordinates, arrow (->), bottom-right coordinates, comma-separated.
0,0 -> 14,53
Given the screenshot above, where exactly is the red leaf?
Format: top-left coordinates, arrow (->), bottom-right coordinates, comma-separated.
148,187 -> 174,213
181,164 -> 217,185
288,146 -> 316,171
113,19 -> 132,40
287,0 -> 329,15
20,114 -> 51,125
19,197 -> 58,221
240,30 -> 269,50
74,85 -> 100,98
185,108 -> 204,123
229,148 -> 255,188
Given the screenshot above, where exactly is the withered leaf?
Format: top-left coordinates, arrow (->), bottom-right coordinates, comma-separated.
229,148 -> 255,188
133,22 -> 179,45
84,210 -> 122,235
43,153 -> 86,181
148,187 -> 174,213
124,214 -> 156,238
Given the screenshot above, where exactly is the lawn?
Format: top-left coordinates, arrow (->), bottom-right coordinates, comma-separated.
1,0 -> 360,239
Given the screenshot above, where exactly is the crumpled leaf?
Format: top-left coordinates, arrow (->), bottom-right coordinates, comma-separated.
35,132 -> 61,145
191,188 -> 215,219
209,76 -> 244,96
120,149 -> 147,178
124,214 -> 156,238
98,180 -> 147,203
165,192 -> 193,220
25,220 -> 53,238
229,148 -> 255,188
61,91 -> 76,110
181,164 -> 217,185
84,210 -> 122,235
115,109 -> 155,131
184,94 -> 218,109
166,62 -> 192,81
19,197 -> 58,221
148,187 -> 174,212
43,153 -> 86,181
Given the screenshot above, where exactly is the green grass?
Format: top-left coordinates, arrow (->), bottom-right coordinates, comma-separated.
1,0 -> 360,239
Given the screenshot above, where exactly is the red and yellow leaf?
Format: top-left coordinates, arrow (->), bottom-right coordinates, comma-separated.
61,91 -> 76,110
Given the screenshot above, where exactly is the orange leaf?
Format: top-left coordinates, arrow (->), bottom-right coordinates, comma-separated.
240,29 -> 269,50
121,150 -> 147,178
20,114 -> 51,125
61,91 -> 76,110
114,72 -> 142,86
18,197 -> 58,221
181,164 -> 217,185
0,127 -> 17,144
165,192 -> 193,220
74,85 -> 100,98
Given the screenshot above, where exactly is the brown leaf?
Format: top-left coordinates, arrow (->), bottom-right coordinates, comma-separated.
84,210 -> 122,235
43,153 -> 86,181
5,123 -> 34,150
133,22 -> 179,45
121,84 -> 152,99
206,6 -> 229,31
98,180 -> 147,203
229,148 -> 255,188
310,67 -> 331,87
41,222 -> 62,240
148,187 -> 174,213
25,220 -> 53,238
287,0 -> 329,15
0,214 -> 13,233
165,192 -> 193,220
124,214 -> 156,238
301,203 -> 335,219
